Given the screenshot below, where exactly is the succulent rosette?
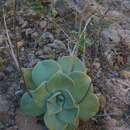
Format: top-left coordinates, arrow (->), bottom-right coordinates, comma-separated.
20,56 -> 99,130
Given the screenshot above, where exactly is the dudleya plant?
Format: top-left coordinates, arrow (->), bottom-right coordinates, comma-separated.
20,56 -> 99,130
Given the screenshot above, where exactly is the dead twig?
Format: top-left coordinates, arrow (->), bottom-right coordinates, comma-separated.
13,0 -> 19,59
3,8 -> 20,71
3,8 -> 32,97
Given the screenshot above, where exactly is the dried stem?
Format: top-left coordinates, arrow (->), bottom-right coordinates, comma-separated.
71,15 -> 94,56
3,8 -> 32,97
3,8 -> 20,71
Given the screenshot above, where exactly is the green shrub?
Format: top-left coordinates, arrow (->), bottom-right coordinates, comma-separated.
20,56 -> 99,130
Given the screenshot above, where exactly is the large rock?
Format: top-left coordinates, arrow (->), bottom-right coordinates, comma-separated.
98,78 -> 130,118
101,26 -> 121,45
100,18 -> 130,65
101,22 -> 130,45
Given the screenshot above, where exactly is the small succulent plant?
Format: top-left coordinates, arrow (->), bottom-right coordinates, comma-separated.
20,56 -> 99,130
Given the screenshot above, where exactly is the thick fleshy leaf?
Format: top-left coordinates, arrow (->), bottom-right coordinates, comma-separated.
56,90 -> 79,124
44,113 -> 67,130
57,109 -> 78,125
20,92 -> 44,117
63,90 -> 78,110
32,60 -> 61,86
58,56 -> 86,74
79,93 -> 99,121
47,72 -> 75,94
34,82 -> 48,113
69,71 -> 92,102
46,91 -> 63,115
22,68 -> 36,90
45,90 -> 79,129
21,82 -> 49,116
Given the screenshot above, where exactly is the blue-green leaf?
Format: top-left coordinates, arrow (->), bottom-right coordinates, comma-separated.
20,91 -> 44,117
69,71 -> 92,102
79,93 -> 99,121
32,60 -> 61,86
58,56 -> 86,74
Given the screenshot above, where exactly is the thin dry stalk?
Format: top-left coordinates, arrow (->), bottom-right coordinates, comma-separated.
71,15 -> 94,56
3,8 -> 32,97
80,15 -> 94,38
3,8 -> 20,71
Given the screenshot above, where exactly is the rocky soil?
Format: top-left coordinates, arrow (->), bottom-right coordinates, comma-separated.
0,0 -> 130,130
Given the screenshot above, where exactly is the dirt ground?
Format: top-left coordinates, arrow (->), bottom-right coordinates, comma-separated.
0,0 -> 130,130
